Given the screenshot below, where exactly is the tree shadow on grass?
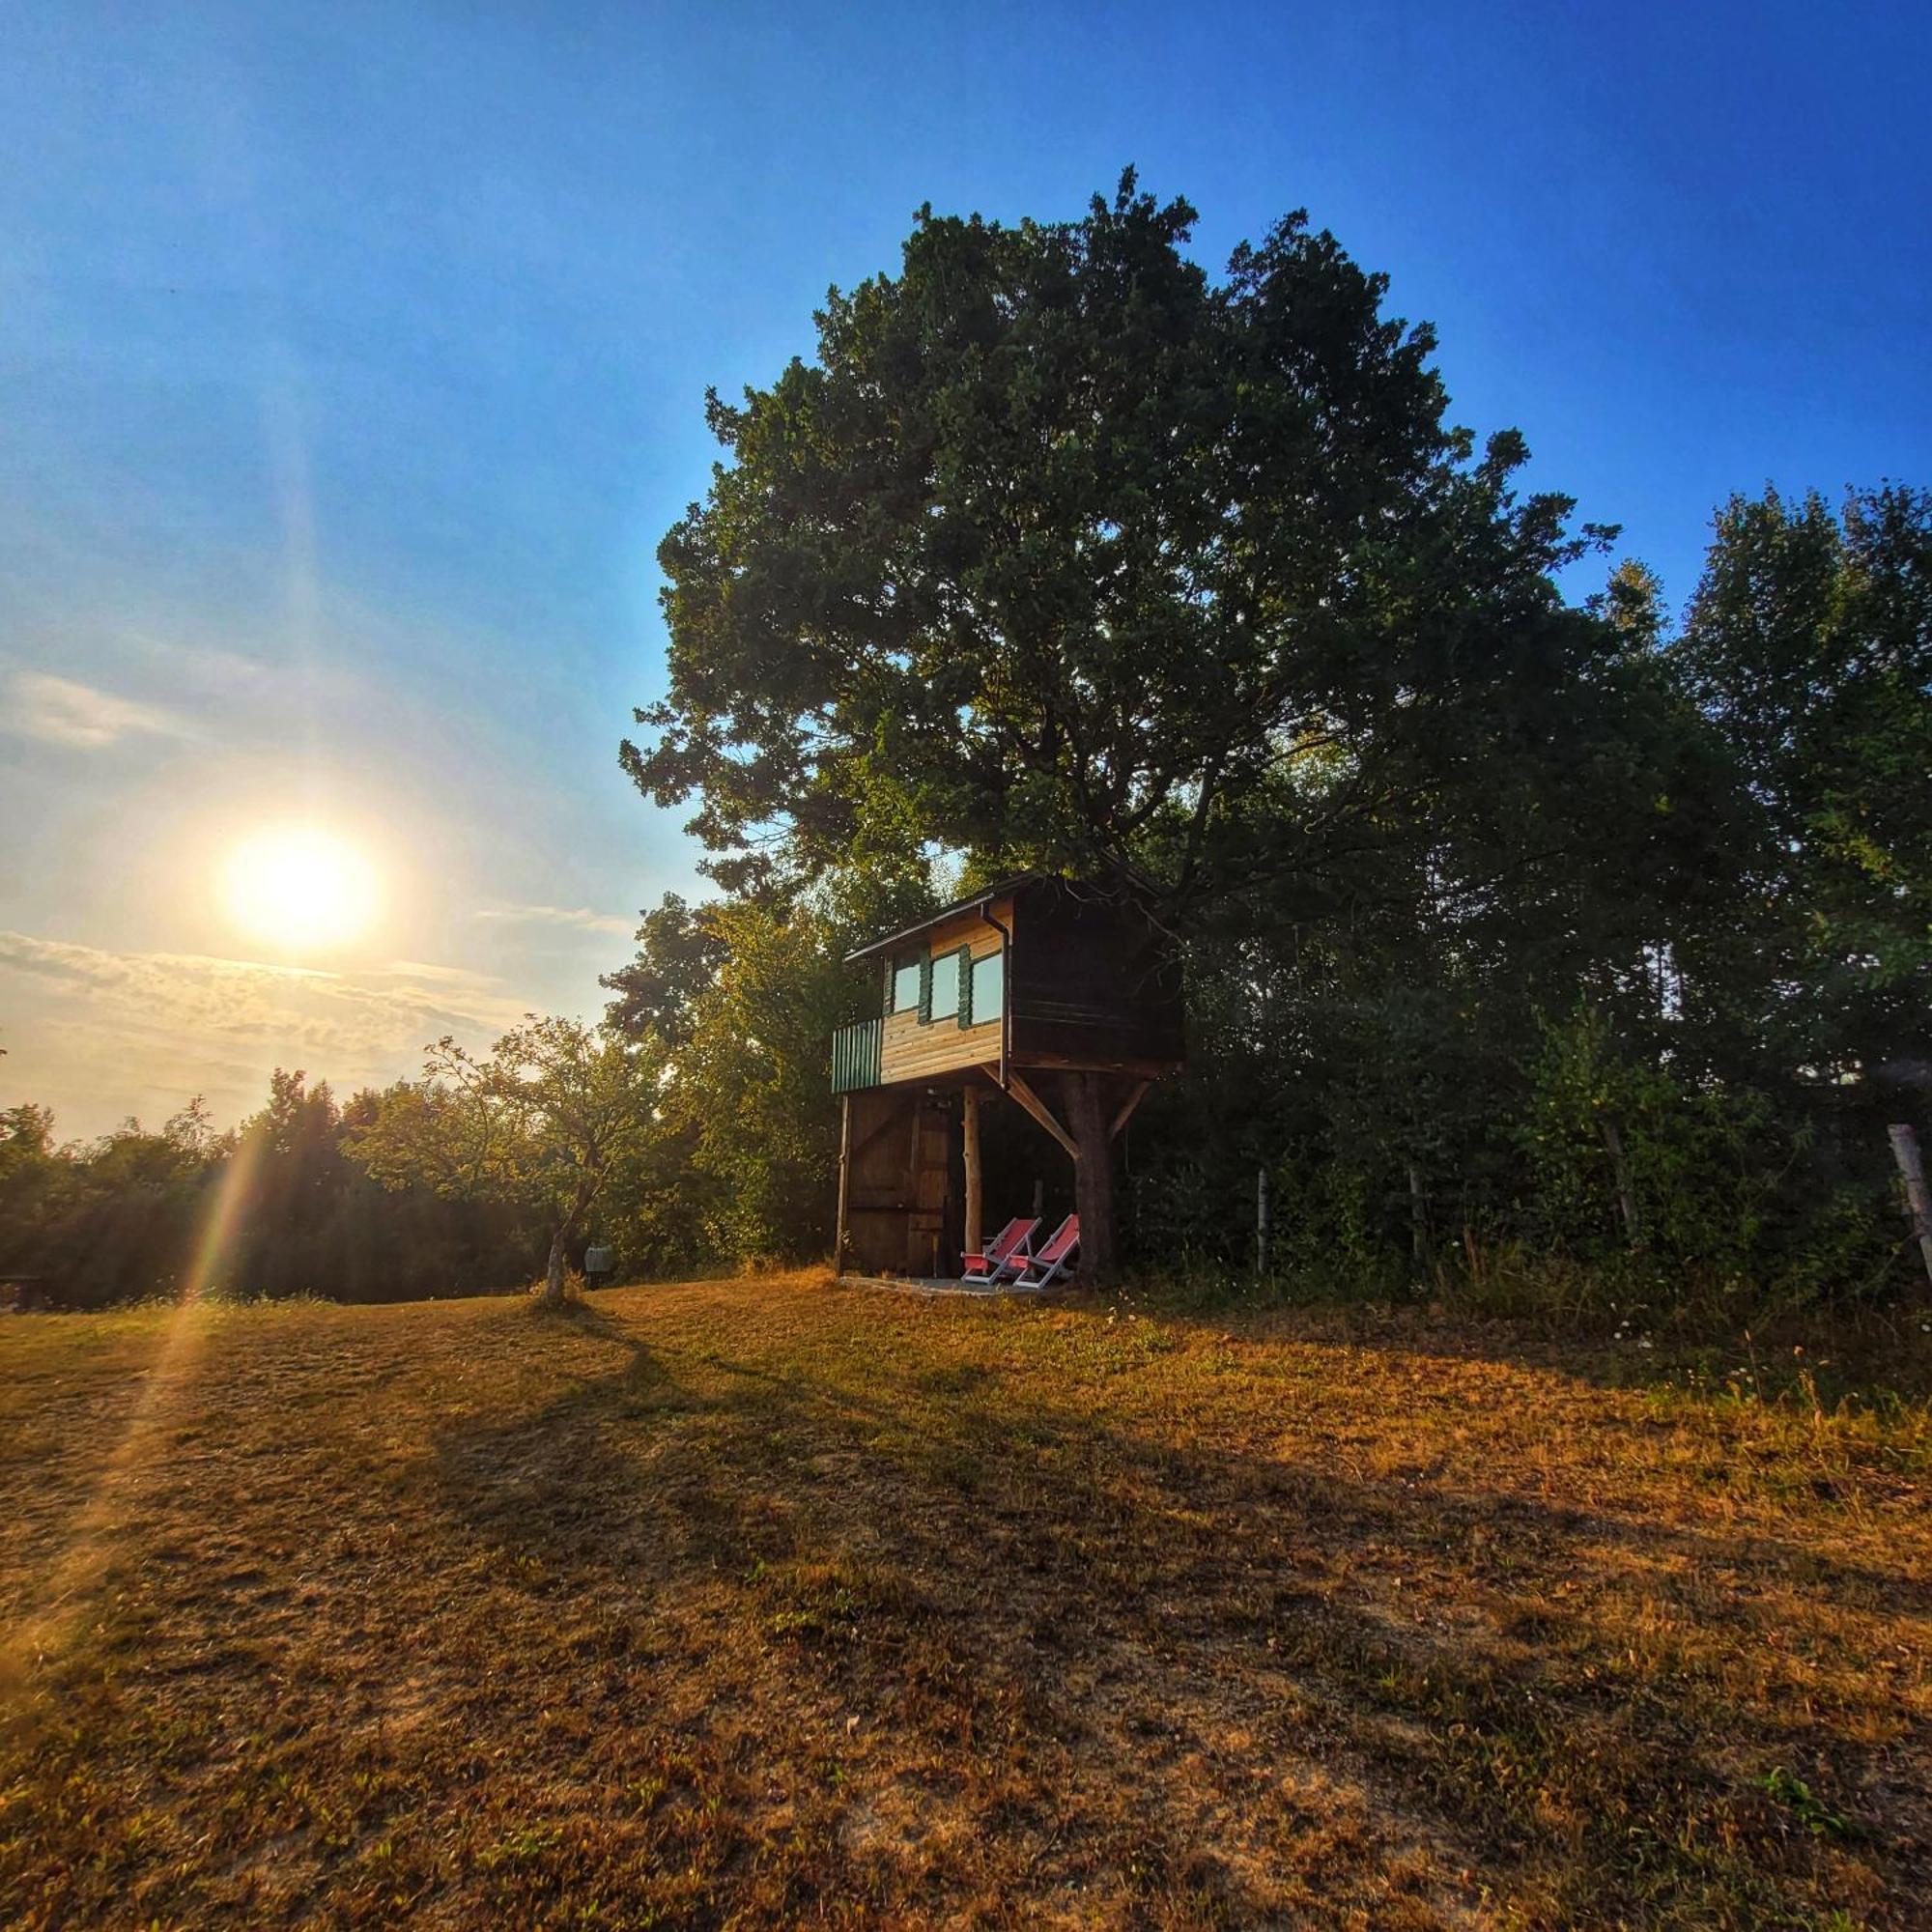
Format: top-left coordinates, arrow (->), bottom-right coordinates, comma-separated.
425,1302 -> 1926,1928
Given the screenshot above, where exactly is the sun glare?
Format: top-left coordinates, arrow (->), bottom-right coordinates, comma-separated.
220,824 -> 380,952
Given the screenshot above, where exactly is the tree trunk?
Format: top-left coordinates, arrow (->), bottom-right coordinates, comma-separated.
542,1225 -> 571,1306
1065,1073 -> 1118,1288
1600,1119 -> 1640,1248
541,1178 -> 596,1307
1889,1123 -> 1932,1291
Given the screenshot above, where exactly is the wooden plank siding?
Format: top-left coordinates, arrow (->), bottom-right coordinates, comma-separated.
1008,887 -> 1184,1073
876,898 -> 1009,1089
841,1088 -> 924,1275
840,881 -> 1182,1094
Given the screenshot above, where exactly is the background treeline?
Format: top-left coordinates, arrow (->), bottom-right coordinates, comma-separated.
0,1074 -> 543,1311
596,480 -> 1932,1324
1,482 -> 1926,1320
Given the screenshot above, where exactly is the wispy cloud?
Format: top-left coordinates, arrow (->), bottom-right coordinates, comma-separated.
474,902 -> 634,937
0,931 -> 540,1132
4,671 -> 189,750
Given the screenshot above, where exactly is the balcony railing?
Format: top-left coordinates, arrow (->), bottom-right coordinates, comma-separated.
830,1016 -> 884,1094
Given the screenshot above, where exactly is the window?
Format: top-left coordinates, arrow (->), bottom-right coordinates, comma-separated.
969,949 -> 1004,1026
890,955 -> 922,1014
927,948 -> 960,1022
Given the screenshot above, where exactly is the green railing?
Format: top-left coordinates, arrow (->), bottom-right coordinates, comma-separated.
830,1016 -> 884,1094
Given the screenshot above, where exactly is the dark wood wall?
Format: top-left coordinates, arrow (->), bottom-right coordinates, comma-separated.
1009,882 -> 1184,1072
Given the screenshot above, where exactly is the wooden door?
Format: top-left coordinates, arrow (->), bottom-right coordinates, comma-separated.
906,1094 -> 952,1275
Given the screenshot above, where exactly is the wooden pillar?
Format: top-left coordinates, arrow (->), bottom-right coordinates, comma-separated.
962,1082 -> 984,1261
834,1093 -> 851,1275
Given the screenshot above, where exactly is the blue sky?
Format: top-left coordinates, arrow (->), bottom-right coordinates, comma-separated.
2,0 -> 1927,1134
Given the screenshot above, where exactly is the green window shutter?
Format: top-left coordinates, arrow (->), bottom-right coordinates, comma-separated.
917,954 -> 932,1023
956,945 -> 975,1027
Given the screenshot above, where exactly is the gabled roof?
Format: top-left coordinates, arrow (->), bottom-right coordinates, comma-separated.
842,872 -> 1045,964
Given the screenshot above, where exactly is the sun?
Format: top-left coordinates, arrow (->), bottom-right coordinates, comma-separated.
220,824 -> 380,952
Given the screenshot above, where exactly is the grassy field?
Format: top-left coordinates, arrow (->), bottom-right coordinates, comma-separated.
1,1275 -> 1927,1929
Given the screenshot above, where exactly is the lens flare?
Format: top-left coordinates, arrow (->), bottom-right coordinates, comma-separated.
220,824 -> 378,952
0,1131 -> 265,1686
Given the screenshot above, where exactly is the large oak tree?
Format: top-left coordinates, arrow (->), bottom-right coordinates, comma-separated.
628,174 -> 1656,921
627,176 -> 1705,1278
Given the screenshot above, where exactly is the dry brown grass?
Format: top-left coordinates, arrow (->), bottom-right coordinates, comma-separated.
1,1273 -> 1926,1928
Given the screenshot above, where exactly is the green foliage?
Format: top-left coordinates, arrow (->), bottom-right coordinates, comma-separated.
1757,1767 -> 1863,1842
665,896 -> 855,1263
345,1018 -> 664,1299
1673,483 -> 1932,1082
0,1107 -> 215,1308
599,873 -> 933,1267
615,175 -> 1918,1317
627,171 -> 1640,924
1516,1004 -> 1786,1270
0,1076 -> 543,1308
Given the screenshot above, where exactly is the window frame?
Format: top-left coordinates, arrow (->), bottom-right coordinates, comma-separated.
967,947 -> 1004,1030
888,953 -> 923,1016
926,946 -> 962,1024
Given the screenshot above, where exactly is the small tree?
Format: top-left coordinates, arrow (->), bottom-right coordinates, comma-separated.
349,1017 -> 656,1307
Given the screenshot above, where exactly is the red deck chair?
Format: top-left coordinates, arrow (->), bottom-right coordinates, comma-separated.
961,1215 -> 1037,1285
1010,1214 -> 1078,1289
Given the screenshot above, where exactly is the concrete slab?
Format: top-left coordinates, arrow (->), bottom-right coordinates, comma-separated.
840,1272 -> 1053,1299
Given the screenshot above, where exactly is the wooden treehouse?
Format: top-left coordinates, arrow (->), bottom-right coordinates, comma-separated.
830,876 -> 1183,1286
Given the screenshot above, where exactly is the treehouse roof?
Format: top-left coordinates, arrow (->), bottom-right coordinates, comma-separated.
841,872 -> 1045,963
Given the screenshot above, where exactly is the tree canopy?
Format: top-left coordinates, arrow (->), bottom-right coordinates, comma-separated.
627,171 -> 1667,928
348,1018 -> 659,1306
1676,483 -> 1932,1082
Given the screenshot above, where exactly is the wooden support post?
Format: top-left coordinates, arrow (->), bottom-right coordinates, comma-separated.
962,1082 -> 984,1263
1110,1079 -> 1151,1140
1889,1123 -> 1932,1291
1005,1069 -> 1080,1160
835,1093 -> 851,1276
1256,1164 -> 1270,1278
1407,1162 -> 1428,1270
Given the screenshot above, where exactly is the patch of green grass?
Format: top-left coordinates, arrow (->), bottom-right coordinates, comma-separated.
1759,1767 -> 1865,1842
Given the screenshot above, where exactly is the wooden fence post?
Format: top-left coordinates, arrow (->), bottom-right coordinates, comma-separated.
835,1094 -> 851,1276
1256,1165 -> 1271,1278
1888,1123 -> 1932,1291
